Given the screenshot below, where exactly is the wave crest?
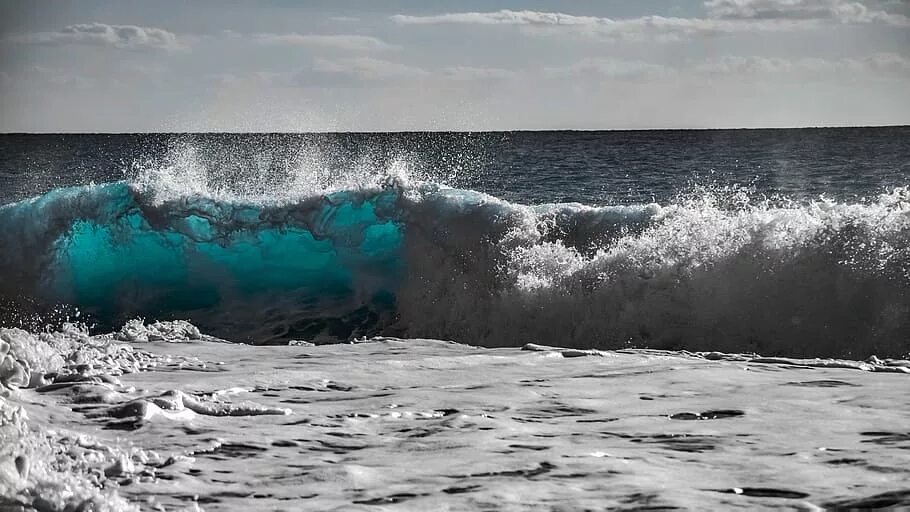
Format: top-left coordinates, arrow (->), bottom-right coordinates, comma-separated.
418,187 -> 910,357
1,175 -> 909,358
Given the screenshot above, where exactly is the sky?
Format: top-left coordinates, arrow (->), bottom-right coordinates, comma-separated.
0,0 -> 908,132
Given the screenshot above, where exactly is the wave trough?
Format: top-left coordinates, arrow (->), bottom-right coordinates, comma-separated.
1,177 -> 909,358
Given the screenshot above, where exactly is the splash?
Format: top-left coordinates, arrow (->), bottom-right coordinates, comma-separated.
126,139 -> 423,205
1,153 -> 909,356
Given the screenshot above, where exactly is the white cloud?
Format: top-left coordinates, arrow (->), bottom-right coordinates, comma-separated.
391,9 -> 813,41
221,52 -> 908,90
252,33 -> 395,51
543,58 -> 672,79
696,53 -> 910,74
15,23 -> 183,51
705,0 -> 910,25
310,57 -> 430,80
391,10 -> 607,26
391,3 -> 910,41
857,52 -> 910,72
696,56 -> 797,73
441,66 -> 518,81
215,62 -> 518,88
210,71 -> 288,88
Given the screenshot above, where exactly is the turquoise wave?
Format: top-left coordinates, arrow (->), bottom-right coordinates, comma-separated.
0,182 -> 406,341
2,181 -> 909,357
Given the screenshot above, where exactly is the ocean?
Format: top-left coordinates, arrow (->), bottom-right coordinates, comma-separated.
2,128 -> 910,511
1,128 -> 908,356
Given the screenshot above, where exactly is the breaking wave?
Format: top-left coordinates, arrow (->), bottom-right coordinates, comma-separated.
1,159 -> 909,358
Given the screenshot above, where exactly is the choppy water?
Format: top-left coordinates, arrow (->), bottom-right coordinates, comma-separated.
2,129 -> 909,206
1,128 -> 909,357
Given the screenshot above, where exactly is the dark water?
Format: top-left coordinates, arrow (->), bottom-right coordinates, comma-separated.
1,128 -> 909,357
2,127 -> 908,206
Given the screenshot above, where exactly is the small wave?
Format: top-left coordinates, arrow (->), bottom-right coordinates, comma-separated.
1,173 -> 909,358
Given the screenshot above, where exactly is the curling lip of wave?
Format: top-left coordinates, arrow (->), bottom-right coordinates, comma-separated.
0,180 -> 909,358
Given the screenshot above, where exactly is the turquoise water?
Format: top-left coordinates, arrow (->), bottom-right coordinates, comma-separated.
1,182 -> 405,341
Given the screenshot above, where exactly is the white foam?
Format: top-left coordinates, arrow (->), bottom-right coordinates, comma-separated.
394,186 -> 910,357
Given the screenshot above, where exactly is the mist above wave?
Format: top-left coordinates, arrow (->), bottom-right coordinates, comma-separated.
124,135 -> 482,206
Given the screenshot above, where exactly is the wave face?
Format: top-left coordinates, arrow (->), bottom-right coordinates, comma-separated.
0,181 -> 404,342
2,176 -> 910,358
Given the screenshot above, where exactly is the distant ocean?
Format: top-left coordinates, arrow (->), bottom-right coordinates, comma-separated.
1,127 -> 909,357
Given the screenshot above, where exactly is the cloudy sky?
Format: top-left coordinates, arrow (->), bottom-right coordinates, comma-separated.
1,0 -> 908,131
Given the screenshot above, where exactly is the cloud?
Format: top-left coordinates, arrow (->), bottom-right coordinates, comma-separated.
871,0 -> 910,17
390,9 -> 810,41
391,10 -> 606,26
210,71 -> 288,88
218,52 -> 907,91
391,3 -> 910,41
218,61 -> 519,88
440,66 -> 518,81
1,66 -> 94,89
15,23 -> 183,51
705,0 -> 910,25
696,53 -> 910,74
543,58 -> 671,79
310,57 -> 430,81
251,33 -> 395,51
696,56 -> 796,74
858,52 -> 910,72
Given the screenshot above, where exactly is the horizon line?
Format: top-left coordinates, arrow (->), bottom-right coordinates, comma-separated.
2,124 -> 908,135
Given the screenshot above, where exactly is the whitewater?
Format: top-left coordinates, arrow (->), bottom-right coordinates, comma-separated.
1,130 -> 909,510
2,159 -> 909,357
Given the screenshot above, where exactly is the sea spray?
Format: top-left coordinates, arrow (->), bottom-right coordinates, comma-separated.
2,174 -> 909,357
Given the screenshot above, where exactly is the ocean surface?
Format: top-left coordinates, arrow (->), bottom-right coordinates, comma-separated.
2,128 -> 910,512
1,128 -> 909,357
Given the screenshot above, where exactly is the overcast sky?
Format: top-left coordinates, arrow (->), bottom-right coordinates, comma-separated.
1,0 -> 908,131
